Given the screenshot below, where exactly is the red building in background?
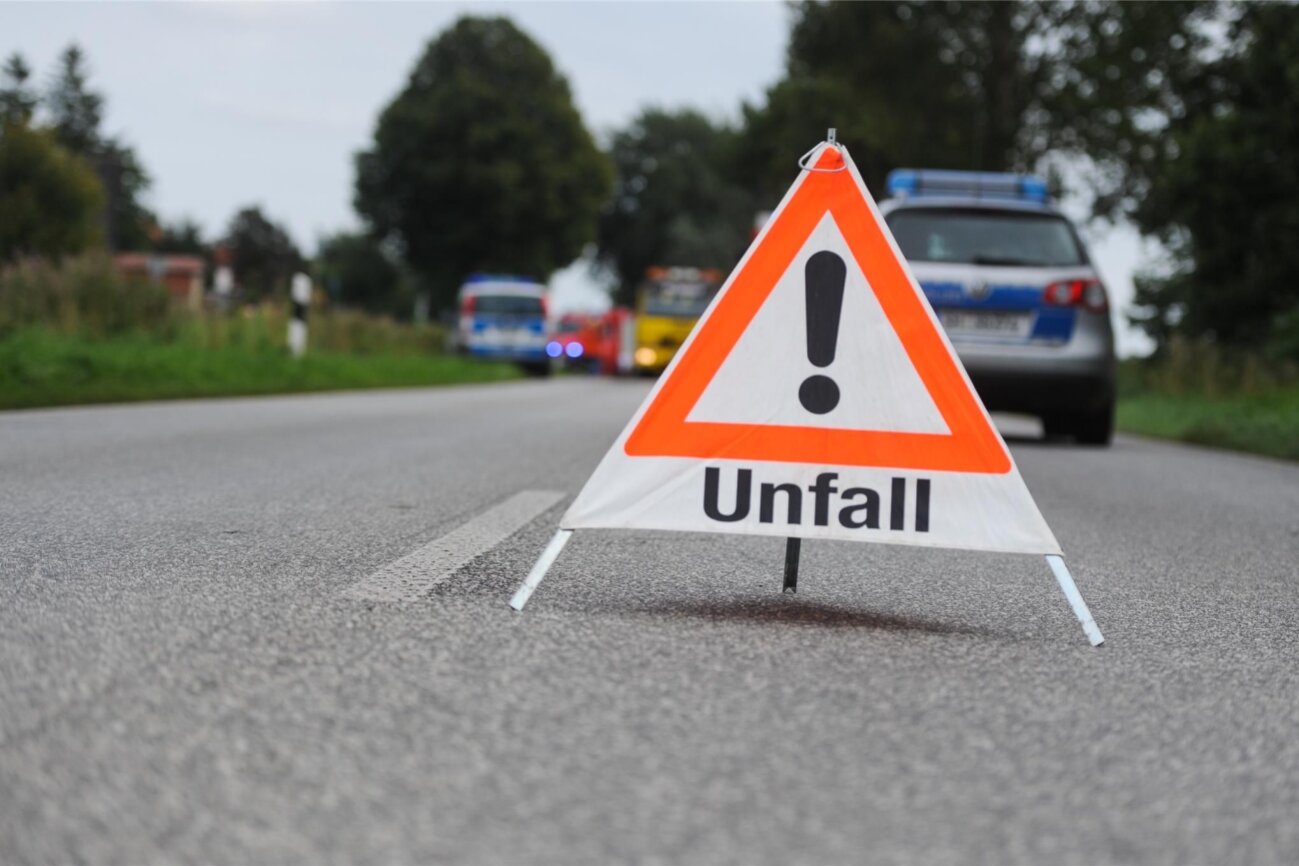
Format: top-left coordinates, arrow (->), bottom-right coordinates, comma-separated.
112,254 -> 205,309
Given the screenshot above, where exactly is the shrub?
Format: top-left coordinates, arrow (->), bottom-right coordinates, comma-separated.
0,253 -> 169,337
0,253 -> 452,356
1127,337 -> 1299,398
0,123 -> 104,262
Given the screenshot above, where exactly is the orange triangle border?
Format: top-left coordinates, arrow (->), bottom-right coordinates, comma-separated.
623,147 -> 1012,475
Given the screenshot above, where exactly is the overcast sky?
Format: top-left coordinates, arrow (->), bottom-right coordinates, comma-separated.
5,1 -> 1151,354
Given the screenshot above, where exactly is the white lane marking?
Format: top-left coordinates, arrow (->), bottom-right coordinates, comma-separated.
343,490 -> 565,602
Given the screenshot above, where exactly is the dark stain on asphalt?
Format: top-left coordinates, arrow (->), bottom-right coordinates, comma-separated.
632,597 -> 994,637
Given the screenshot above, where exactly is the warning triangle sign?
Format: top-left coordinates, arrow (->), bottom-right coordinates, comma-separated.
561,142 -> 1063,557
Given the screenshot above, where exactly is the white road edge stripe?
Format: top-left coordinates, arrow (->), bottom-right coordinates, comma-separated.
343,490 -> 565,602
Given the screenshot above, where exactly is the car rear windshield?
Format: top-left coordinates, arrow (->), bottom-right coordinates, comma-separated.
473,294 -> 543,315
886,208 -> 1087,267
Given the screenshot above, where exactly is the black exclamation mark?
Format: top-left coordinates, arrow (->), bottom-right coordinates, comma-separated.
799,251 -> 846,414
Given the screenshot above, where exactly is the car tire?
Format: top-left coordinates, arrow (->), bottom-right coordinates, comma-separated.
1041,413 -> 1071,440
522,362 -> 552,378
1073,404 -> 1114,446
1041,405 -> 1114,446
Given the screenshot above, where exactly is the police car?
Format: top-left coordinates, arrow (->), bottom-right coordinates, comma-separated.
882,169 -> 1117,445
455,274 -> 551,376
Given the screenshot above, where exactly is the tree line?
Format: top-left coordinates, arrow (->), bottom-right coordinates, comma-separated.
335,2 -> 1299,360
3,3 -> 1298,359
0,47 -> 305,301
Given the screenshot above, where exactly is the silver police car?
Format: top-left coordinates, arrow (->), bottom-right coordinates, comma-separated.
881,169 -> 1116,445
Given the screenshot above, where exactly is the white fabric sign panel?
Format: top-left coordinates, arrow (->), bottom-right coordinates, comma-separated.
560,142 -> 1063,558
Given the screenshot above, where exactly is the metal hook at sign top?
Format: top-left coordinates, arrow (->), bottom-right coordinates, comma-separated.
797,128 -> 848,173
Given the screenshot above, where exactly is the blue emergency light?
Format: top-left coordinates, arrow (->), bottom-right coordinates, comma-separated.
886,169 -> 1049,205
464,273 -> 540,285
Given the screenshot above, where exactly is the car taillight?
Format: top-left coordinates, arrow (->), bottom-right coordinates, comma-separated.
461,295 -> 476,314
1082,281 -> 1108,312
1043,278 -> 1107,313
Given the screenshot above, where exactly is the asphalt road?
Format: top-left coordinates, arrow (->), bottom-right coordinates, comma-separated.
2,378 -> 1297,864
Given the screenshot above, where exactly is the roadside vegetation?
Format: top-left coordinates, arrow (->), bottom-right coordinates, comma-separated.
0,329 -> 517,410
1118,342 -> 1299,462
0,256 -> 517,410
1,44 -> 529,410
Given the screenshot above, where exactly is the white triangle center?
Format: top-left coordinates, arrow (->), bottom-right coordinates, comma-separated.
686,213 -> 950,434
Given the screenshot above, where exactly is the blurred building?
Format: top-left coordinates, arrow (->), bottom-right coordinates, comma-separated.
113,253 -> 205,309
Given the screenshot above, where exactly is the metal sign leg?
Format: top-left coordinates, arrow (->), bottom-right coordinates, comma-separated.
510,529 -> 573,611
1045,555 -> 1104,646
783,537 -> 801,593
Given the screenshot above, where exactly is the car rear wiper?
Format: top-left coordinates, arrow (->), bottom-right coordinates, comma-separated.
972,255 -> 1044,267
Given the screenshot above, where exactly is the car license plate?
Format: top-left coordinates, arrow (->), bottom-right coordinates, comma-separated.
483,327 -> 526,346
939,310 -> 1033,339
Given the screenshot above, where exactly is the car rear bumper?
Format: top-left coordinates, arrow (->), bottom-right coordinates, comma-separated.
467,346 -> 549,362
945,308 -> 1115,415
959,353 -> 1115,414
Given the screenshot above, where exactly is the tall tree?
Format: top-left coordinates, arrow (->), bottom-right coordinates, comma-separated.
0,123 -> 103,262
355,16 -> 612,312
45,44 -> 152,250
315,231 -> 411,318
46,46 -> 104,156
597,109 -> 754,304
0,53 -> 38,126
738,2 -> 1052,202
93,141 -> 152,251
1034,1 -> 1227,222
148,218 -> 207,255
1126,4 -> 1299,354
224,206 -> 302,301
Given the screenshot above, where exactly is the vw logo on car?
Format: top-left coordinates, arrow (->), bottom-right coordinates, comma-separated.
965,279 -> 992,301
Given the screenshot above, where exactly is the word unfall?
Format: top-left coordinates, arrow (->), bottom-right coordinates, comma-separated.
703,466 -> 931,532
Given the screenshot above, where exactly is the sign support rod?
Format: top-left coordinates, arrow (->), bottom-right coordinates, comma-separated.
510,529 -> 573,611
1045,555 -> 1104,646
783,537 -> 800,593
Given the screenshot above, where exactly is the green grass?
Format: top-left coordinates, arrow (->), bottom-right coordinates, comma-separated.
0,329 -> 521,410
1118,389 -> 1299,462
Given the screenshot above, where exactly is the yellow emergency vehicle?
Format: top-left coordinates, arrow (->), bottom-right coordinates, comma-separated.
631,267 -> 723,374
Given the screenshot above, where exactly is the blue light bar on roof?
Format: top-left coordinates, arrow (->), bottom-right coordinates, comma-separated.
886,169 -> 1049,204
465,273 -> 540,284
